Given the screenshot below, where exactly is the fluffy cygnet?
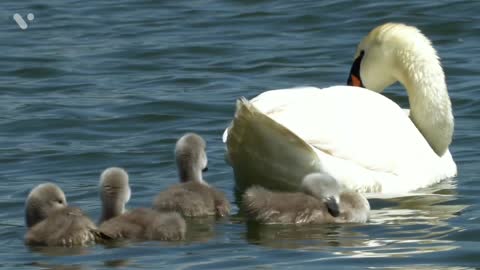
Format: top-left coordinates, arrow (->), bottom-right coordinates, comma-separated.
242,173 -> 370,224
153,133 -> 230,217
25,183 -> 100,246
98,167 -> 186,241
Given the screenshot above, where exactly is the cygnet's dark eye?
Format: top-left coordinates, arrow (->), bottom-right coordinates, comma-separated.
57,199 -> 64,204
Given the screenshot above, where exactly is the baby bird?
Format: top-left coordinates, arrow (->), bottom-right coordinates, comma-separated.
25,183 -> 100,246
98,167 -> 186,241
153,133 -> 230,217
242,173 -> 370,224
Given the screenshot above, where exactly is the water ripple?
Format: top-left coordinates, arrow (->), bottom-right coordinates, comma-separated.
0,0 -> 479,269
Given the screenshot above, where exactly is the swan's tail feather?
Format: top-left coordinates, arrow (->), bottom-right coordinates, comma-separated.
226,97 -> 321,192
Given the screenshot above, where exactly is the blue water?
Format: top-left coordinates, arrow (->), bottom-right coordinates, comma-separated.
1,0 -> 480,269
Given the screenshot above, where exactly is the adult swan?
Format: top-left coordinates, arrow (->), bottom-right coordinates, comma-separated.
223,23 -> 456,194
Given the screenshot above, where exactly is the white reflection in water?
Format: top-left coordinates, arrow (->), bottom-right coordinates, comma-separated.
244,178 -> 467,259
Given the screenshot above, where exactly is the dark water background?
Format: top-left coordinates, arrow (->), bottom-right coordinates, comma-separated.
1,1 -> 480,269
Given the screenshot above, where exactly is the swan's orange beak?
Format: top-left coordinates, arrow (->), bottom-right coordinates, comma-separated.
349,74 -> 363,87
347,50 -> 365,88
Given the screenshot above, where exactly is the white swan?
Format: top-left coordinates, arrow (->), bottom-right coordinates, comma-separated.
223,23 -> 457,194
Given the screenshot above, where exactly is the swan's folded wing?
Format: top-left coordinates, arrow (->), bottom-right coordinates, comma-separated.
226,96 -> 322,191
251,86 -> 440,178
222,86 -> 322,144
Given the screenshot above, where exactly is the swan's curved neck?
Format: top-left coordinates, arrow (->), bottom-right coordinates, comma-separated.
397,48 -> 453,156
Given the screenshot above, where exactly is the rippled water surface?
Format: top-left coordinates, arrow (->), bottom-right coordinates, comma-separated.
1,1 -> 480,269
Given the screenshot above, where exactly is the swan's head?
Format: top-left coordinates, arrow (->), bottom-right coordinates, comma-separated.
25,183 -> 67,228
347,23 -> 453,157
301,173 -> 341,217
100,167 -> 131,214
175,133 -> 208,183
347,23 -> 437,92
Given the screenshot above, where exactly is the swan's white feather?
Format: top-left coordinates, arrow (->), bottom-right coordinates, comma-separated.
225,86 -> 456,194
224,23 -> 457,195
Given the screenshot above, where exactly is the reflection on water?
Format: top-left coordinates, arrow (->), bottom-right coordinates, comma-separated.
371,267 -> 474,270
27,245 -> 91,257
26,246 -> 96,270
103,259 -> 131,268
28,262 -> 85,270
241,183 -> 466,260
246,221 -> 370,250
184,216 -> 219,243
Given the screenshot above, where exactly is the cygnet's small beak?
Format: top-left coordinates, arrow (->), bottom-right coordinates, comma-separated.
326,197 -> 340,217
202,166 -> 208,172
